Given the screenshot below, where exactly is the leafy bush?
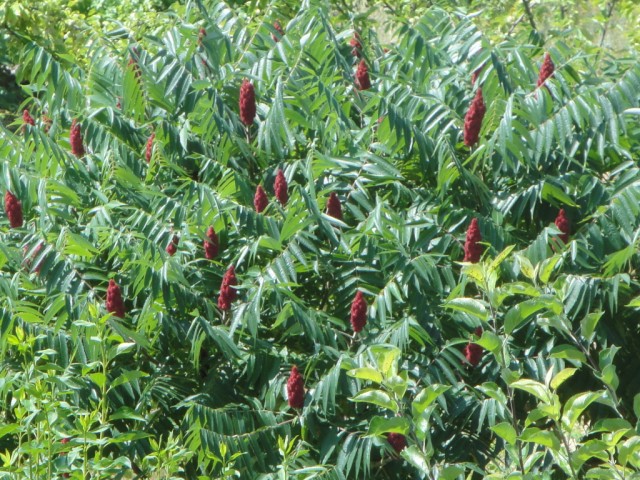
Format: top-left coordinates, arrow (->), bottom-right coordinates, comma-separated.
1,0 -> 640,478
0,0 -> 174,117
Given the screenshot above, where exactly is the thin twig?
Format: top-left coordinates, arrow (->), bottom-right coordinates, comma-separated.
521,0 -> 538,32
596,0 -> 619,67
507,13 -> 526,36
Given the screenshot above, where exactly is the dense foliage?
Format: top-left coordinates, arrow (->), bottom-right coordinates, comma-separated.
1,0 -> 640,478
0,0 -> 174,119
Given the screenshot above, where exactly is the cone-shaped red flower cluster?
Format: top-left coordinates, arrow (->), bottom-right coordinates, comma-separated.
350,291 -> 367,333
464,327 -> 483,367
555,209 -> 570,243
239,79 -> 256,126
198,28 -> 206,47
350,32 -> 362,57
218,266 -> 238,311
23,109 -> 35,127
327,193 -> 342,220
254,185 -> 268,213
274,169 -> 288,206
287,365 -> 305,409
146,133 -> 155,163
463,88 -> 486,147
355,60 -> 371,90
537,52 -> 555,88
272,21 -> 284,42
166,235 -> 179,256
5,191 -> 23,228
70,120 -> 85,157
387,433 -> 407,453
463,218 -> 483,263
204,226 -> 219,260
106,279 -> 126,318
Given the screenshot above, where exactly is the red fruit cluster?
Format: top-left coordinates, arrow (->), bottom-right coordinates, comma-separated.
218,266 -> 238,311
5,191 -> 23,228
274,169 -> 288,206
23,109 -> 35,127
146,133 -> 155,163
287,365 -> 305,409
326,193 -> 342,220
537,52 -> 555,88
70,120 -> 85,157
464,327 -> 483,367
350,32 -> 362,57
387,433 -> 407,453
204,226 -> 219,260
350,291 -> 367,333
254,185 -> 268,213
239,79 -> 256,126
106,279 -> 126,318
463,218 -> 483,263
463,88 -> 486,147
272,21 -> 284,42
555,209 -> 570,243
166,235 -> 179,256
355,59 -> 371,90
198,28 -> 206,47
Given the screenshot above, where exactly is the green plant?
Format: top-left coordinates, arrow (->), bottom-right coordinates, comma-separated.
1,0 -> 640,478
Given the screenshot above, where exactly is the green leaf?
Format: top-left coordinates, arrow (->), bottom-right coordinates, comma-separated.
634,393 -> 640,419
476,331 -> 501,354
520,427 -> 561,449
109,370 -> 148,390
439,465 -> 465,479
367,416 -> 410,436
550,345 -> 587,364
347,367 -> 383,384
563,391 -> 605,430
0,424 -> 20,440
63,232 -> 99,257
89,372 -> 106,389
412,385 -> 450,416
504,298 -> 549,334
516,254 -> 535,280
402,445 -> 430,471
541,182 -> 577,207
491,422 -> 517,445
350,389 -> 398,413
550,368 -> 578,390
538,255 -> 562,284
369,345 -> 402,378
510,379 -> 550,403
597,364 -> 619,391
445,298 -> 489,322
488,245 -> 515,273
580,311 -> 603,342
